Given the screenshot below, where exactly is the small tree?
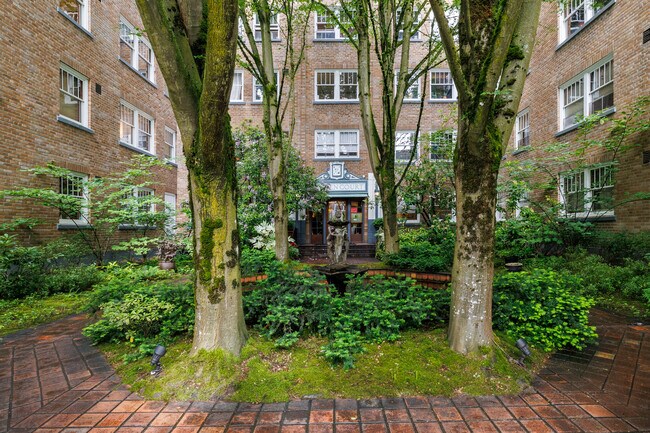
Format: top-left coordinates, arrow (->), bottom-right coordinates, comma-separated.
234,124 -> 328,241
1,156 -> 169,265
238,0 -> 313,260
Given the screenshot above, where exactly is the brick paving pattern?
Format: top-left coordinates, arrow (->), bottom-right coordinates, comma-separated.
0,311 -> 648,433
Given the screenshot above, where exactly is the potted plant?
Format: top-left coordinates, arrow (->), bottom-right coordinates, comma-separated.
158,238 -> 179,270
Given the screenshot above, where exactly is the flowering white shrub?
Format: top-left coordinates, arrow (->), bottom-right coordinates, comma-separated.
249,222 -> 296,251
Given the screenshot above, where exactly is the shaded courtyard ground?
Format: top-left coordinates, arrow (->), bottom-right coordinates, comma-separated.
0,309 -> 648,433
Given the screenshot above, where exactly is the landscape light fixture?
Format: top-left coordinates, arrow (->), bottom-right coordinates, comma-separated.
150,345 -> 166,376
515,338 -> 531,366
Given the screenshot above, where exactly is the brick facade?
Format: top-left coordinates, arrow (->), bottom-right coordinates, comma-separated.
230,23 -> 457,245
503,1 -> 650,232
0,0 -> 188,244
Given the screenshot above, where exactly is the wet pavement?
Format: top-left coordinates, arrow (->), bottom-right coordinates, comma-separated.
0,310 -> 648,433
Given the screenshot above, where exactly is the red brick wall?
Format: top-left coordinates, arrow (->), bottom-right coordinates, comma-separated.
0,0 -> 189,244
503,1 -> 650,232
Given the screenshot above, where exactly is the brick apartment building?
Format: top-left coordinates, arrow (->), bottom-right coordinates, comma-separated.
232,1 -> 649,251
502,0 -> 650,231
0,0 -> 187,244
230,12 -> 458,248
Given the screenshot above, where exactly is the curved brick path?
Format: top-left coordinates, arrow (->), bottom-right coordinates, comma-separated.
0,311 -> 648,433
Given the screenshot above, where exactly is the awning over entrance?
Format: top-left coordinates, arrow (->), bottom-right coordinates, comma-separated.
317,162 -> 368,198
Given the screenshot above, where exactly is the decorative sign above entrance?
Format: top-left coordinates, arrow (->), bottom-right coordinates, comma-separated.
317,162 -> 368,198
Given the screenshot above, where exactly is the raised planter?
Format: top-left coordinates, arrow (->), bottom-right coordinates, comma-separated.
365,269 -> 451,289
241,269 -> 451,291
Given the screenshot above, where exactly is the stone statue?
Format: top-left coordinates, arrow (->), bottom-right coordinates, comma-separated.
326,205 -> 349,265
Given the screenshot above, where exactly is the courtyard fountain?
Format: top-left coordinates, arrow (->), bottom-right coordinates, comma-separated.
317,205 -> 366,293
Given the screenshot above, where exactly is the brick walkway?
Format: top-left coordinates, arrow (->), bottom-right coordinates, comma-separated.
1,312 -> 648,433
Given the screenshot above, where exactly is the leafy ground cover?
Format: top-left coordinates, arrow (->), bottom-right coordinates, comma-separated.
102,329 -> 545,402
0,292 -> 93,337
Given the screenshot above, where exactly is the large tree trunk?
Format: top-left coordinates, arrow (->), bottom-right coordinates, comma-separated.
447,121 -> 499,353
135,0 -> 247,356
428,0 -> 542,354
190,0 -> 247,355
191,173 -> 248,354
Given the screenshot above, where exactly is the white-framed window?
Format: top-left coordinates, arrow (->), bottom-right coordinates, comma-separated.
430,129 -> 455,161
315,10 -> 337,39
515,109 -> 530,150
559,0 -> 614,42
119,18 -> 156,83
253,72 -> 279,102
395,71 -> 420,101
120,187 -> 156,227
164,127 -> 177,163
315,70 -> 358,101
430,69 -> 457,101
559,164 -> 614,217
315,130 -> 359,159
395,131 -> 418,163
120,101 -> 155,154
254,13 -> 280,41
560,57 -> 613,130
59,64 -> 88,127
59,172 -> 88,224
314,9 -> 354,40
58,0 -> 89,30
135,187 -> 155,214
397,8 -> 421,41
231,71 -> 244,102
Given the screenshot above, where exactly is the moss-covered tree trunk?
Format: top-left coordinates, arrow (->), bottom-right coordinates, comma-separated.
447,117 -> 500,352
136,0 -> 247,355
429,0 -> 542,354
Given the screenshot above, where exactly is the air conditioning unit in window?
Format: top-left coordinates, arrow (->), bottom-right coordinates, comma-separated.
122,135 -> 131,143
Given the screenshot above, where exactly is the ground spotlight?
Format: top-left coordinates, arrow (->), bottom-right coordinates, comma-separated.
515,338 -> 531,366
150,345 -> 166,376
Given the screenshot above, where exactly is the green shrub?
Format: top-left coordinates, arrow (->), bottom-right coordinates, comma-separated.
83,263 -> 194,360
493,269 -> 597,351
83,278 -> 193,347
585,230 -> 650,264
86,263 -> 172,312
0,234 -> 47,299
244,266 -> 450,368
525,249 -> 650,301
43,265 -> 103,294
495,210 -> 592,262
383,223 -> 455,272
383,244 -> 452,273
244,264 -> 333,337
241,247 -> 278,277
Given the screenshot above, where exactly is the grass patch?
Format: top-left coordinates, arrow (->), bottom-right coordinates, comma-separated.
104,329 -> 545,402
0,292 -> 93,337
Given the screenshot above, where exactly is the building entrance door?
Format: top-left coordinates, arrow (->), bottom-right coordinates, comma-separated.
349,200 -> 364,243
309,210 -> 324,245
325,199 -> 365,244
